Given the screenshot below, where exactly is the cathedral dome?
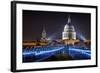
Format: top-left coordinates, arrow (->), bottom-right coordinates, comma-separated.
64,24 -> 75,32
62,16 -> 76,40
69,25 -> 75,32
64,24 -> 69,32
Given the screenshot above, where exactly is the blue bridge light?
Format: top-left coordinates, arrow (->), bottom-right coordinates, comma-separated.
23,46 -> 91,62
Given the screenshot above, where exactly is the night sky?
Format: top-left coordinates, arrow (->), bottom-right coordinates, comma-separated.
23,10 -> 91,41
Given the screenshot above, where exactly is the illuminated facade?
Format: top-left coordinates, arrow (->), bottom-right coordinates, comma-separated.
41,27 -> 47,41
62,16 -> 76,40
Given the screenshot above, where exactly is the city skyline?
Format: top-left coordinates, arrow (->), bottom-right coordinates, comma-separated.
23,10 -> 91,41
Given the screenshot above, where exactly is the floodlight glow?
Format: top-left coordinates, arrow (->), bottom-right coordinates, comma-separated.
77,32 -> 86,41
47,37 -> 52,40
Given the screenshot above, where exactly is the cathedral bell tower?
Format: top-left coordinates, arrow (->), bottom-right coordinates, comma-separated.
41,27 -> 47,41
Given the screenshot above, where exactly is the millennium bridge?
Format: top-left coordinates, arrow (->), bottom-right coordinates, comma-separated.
23,45 -> 91,62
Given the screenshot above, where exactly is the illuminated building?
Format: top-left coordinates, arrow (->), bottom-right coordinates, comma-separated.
62,16 -> 78,45
62,16 -> 76,40
41,27 -> 47,41
40,27 -> 48,46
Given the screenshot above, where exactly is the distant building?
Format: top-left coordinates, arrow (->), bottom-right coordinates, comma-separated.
62,16 -> 76,40
41,27 -> 47,41
62,16 -> 78,45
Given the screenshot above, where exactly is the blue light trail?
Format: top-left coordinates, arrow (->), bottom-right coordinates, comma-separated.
23,45 -> 91,62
